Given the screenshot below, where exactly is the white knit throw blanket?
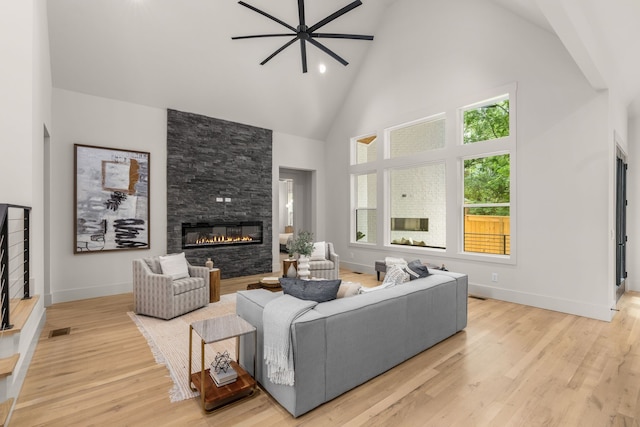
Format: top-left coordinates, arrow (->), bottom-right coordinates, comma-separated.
263,295 -> 318,386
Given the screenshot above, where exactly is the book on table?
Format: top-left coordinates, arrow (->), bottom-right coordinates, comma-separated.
211,366 -> 237,387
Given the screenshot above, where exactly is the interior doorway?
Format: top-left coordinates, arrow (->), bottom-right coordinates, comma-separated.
279,168 -> 312,235
615,148 -> 627,301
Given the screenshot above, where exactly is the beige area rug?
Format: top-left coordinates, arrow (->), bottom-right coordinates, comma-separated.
127,294 -> 239,402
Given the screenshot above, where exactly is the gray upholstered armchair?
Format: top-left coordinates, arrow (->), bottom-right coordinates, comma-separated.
133,255 -> 209,320
308,242 -> 340,279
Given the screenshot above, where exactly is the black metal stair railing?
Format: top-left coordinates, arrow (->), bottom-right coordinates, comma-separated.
0,204 -> 32,331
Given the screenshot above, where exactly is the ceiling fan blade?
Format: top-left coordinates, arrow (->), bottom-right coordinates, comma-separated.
260,37 -> 298,66
312,33 -> 374,40
238,1 -> 297,33
298,0 -> 306,28
307,0 -> 362,33
307,38 -> 348,66
300,39 -> 308,73
232,33 -> 296,40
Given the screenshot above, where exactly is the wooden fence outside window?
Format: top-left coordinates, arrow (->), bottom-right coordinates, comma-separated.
464,214 -> 510,255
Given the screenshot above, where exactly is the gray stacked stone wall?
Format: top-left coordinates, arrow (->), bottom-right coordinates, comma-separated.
166,109 -> 272,278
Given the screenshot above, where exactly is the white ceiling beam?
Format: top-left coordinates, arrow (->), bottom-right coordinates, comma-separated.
536,0 -> 608,91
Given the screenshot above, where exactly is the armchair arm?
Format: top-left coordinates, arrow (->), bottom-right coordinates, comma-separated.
188,264 -> 210,284
327,243 -> 339,265
132,259 -> 174,302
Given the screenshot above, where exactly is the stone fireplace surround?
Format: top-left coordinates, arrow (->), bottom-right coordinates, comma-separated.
166,109 -> 273,278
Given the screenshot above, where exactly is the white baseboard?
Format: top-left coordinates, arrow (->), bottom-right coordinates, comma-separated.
625,278 -> 640,292
343,262 -> 614,321
51,281 -> 133,304
469,282 -> 613,322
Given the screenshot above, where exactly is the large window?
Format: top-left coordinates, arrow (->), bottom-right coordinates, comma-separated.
463,97 -> 509,144
463,154 -> 510,254
355,134 -> 377,164
461,94 -> 512,255
354,173 -> 377,244
386,114 -> 447,249
349,86 -> 515,261
389,116 -> 445,158
390,163 -> 446,249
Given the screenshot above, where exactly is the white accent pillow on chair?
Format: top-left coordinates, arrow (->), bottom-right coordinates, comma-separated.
310,242 -> 326,261
159,252 -> 190,280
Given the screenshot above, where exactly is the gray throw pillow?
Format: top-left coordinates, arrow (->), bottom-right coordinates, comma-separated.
279,278 -> 342,303
405,259 -> 430,280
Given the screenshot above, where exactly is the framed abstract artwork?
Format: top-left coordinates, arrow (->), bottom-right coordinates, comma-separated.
74,144 -> 150,253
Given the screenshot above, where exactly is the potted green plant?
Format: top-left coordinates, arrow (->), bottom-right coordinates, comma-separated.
286,240 -> 295,259
291,230 -> 314,257
291,230 -> 314,279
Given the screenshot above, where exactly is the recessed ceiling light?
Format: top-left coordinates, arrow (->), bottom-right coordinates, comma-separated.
319,64 -> 327,74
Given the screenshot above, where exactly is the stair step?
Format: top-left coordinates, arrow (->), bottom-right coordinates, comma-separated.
0,354 -> 19,379
0,295 -> 39,337
0,398 -> 13,427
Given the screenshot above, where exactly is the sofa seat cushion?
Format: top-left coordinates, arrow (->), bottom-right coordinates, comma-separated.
309,259 -> 334,270
172,276 -> 205,295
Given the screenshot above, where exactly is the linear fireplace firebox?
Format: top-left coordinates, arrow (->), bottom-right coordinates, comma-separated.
182,221 -> 263,249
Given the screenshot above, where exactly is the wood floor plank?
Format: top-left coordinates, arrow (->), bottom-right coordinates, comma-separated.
9,269 -> 640,426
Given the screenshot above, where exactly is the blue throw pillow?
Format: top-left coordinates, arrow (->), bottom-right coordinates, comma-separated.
279,278 -> 342,303
405,259 -> 430,280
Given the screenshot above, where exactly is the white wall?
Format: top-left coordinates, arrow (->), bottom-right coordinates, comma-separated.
278,180 -> 288,232
0,0 -> 51,405
628,117 -> 640,292
1,1 -> 34,205
50,89 -> 167,303
325,0 -> 613,320
272,132 -> 326,272
51,90 -> 328,299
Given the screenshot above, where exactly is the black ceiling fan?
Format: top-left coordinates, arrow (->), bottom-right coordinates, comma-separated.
231,0 -> 374,73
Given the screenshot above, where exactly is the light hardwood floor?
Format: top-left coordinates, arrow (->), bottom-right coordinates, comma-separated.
9,269 -> 640,426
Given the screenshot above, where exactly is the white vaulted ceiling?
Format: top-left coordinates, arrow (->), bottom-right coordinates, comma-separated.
47,0 -> 640,141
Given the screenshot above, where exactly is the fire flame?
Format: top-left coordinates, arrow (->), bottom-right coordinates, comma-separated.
195,235 -> 253,244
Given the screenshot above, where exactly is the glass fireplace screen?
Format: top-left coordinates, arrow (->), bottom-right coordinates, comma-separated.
182,221 -> 263,248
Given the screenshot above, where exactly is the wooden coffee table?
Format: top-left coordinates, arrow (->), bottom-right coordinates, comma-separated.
188,314 -> 257,412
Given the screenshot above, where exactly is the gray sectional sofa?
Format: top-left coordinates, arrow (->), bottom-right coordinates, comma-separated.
236,270 -> 468,417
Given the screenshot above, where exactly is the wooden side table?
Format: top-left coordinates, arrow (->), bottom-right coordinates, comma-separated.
188,314 -> 257,412
209,268 -> 220,303
282,259 -> 297,278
